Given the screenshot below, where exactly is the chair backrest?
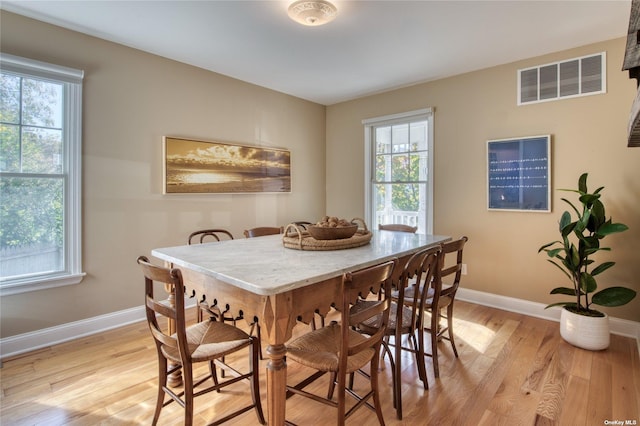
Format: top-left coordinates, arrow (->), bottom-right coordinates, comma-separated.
187,228 -> 234,245
137,256 -> 190,364
398,245 -> 441,306
378,224 -> 418,233
341,259 -> 397,367
292,221 -> 312,230
439,236 -> 468,297
243,226 -> 283,238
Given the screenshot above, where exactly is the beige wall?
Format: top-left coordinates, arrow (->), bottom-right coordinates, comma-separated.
0,11 -> 326,337
326,38 -> 640,322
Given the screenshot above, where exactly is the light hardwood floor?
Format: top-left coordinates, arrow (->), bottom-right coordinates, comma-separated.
1,301 -> 639,425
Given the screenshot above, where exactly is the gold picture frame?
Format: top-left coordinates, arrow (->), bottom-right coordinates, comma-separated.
163,137 -> 291,194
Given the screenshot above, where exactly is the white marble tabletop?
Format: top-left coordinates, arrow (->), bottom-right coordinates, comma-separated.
151,231 -> 450,296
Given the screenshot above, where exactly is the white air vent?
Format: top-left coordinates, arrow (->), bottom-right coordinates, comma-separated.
518,52 -> 606,105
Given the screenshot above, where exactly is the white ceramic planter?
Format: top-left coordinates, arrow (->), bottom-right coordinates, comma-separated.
559,307 -> 610,350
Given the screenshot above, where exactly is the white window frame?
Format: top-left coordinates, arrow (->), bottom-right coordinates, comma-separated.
0,53 -> 85,295
363,108 -> 434,234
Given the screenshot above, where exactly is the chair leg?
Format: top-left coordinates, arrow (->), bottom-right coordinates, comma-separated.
379,341 -> 397,409
311,312 -> 325,331
209,360 -> 220,391
153,355 -> 167,425
327,372 -> 337,399
337,370 -> 347,426
257,324 -> 263,360
447,304 -> 459,357
370,352 -> 386,426
220,355 -> 227,379
328,371 -> 354,399
430,310 -> 440,378
415,320 -> 429,390
250,322 -> 263,360
196,304 -> 203,322
393,333 -> 403,419
249,336 -> 266,424
380,335 -> 390,364
183,363 -> 194,426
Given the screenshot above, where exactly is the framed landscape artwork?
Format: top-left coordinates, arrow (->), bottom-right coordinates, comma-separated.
163,137 -> 291,194
487,135 -> 551,212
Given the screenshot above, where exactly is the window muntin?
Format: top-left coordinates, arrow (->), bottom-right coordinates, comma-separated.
0,53 -> 84,295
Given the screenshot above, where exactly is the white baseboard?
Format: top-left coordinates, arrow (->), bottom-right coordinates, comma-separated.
457,287 -> 640,339
0,300 -> 197,361
1,289 -> 638,360
0,306 -> 147,360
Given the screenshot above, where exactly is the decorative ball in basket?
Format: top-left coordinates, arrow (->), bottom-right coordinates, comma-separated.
307,216 -> 358,240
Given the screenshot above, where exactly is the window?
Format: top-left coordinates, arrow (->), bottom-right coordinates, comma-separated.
363,108 -> 434,234
0,53 -> 84,295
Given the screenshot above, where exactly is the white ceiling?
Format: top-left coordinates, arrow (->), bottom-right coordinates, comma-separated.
1,0 -> 632,105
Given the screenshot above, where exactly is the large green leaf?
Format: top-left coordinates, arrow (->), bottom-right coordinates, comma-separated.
591,261 -> 615,276
578,173 -> 588,193
597,222 -> 629,236
547,260 -> 572,280
591,199 -> 605,221
546,248 -> 564,258
592,287 -> 637,307
587,200 -> 604,233
580,272 -> 597,294
568,244 -> 580,269
574,217 -> 588,236
559,211 -> 573,234
560,197 -> 581,217
545,301 -> 577,309
582,236 -> 600,248
550,287 -> 577,296
538,241 -> 560,252
585,247 -> 608,257
579,193 -> 599,207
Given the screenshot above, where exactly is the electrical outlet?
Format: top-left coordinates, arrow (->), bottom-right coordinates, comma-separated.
461,263 -> 467,275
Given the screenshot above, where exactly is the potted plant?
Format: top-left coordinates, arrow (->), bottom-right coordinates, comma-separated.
538,173 -> 636,350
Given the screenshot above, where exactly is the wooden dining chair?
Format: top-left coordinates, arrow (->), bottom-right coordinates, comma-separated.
378,223 -> 418,233
243,226 -> 283,238
240,226 -> 283,357
187,228 -> 234,245
285,259 -> 397,426
136,256 -> 265,426
353,245 -> 440,420
187,228 -> 264,359
187,229 -> 234,322
400,236 -> 468,378
422,236 -> 468,377
292,221 -> 312,230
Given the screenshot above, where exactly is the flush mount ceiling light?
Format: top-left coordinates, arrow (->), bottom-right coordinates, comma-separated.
288,0 -> 337,26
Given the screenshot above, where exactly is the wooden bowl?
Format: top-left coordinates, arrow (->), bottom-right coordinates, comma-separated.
307,224 -> 358,240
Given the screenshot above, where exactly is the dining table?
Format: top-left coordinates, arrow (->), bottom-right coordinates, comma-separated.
151,229 -> 450,426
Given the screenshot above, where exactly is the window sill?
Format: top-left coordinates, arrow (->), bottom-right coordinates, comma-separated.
0,272 -> 86,296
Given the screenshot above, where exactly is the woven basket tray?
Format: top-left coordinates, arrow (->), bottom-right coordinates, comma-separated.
282,218 -> 372,251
